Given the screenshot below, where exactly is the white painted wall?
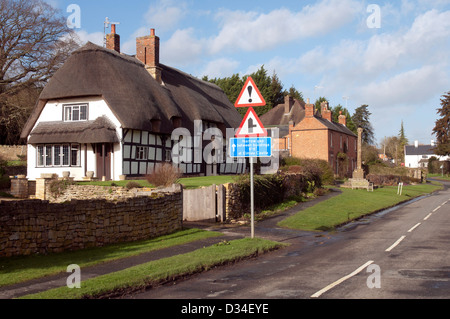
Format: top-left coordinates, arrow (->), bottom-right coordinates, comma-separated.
27,97 -> 123,180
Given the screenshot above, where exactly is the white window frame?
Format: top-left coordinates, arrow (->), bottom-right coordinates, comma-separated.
63,103 -> 88,122
36,144 -> 80,167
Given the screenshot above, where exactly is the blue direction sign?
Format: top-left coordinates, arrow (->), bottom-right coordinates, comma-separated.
229,137 -> 272,158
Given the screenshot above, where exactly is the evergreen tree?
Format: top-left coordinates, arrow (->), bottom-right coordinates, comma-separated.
352,104 -> 375,145
285,85 -> 304,102
398,121 -> 409,161
432,91 -> 450,156
203,66 -> 292,118
331,104 -> 357,134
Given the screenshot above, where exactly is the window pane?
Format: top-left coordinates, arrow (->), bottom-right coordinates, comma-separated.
54,145 -> 61,166
80,105 -> 87,120
72,106 -> 80,121
62,145 -> 70,166
45,146 -> 52,166
37,146 -> 44,166
64,107 -> 71,121
71,144 -> 79,166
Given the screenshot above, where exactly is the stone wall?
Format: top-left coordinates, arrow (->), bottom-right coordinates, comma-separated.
0,189 -> 183,257
0,145 -> 26,161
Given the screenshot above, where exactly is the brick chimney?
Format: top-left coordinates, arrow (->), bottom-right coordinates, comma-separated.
321,101 -> 332,122
106,24 -> 120,53
305,98 -> 315,118
338,111 -> 346,126
136,28 -> 162,84
284,95 -> 293,114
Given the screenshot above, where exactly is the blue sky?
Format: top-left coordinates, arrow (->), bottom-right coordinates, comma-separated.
49,0 -> 450,146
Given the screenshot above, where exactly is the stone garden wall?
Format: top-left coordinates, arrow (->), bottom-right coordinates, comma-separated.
0,188 -> 183,257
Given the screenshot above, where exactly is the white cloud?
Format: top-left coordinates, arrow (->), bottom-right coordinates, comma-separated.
75,30 -> 104,46
356,65 -> 449,108
161,28 -> 205,66
199,58 -> 240,79
144,0 -> 187,32
208,0 -> 362,54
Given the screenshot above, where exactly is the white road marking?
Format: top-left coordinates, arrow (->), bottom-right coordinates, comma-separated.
310,260 -> 374,298
432,206 -> 441,212
424,213 -> 432,220
385,235 -> 406,252
407,223 -> 421,233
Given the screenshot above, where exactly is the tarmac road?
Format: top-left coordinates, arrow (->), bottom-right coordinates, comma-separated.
127,180 -> 450,300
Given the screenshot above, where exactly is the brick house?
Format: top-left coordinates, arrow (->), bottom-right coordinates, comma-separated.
261,96 -> 357,176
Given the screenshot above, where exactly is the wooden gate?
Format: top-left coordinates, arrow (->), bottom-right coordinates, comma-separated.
182,184 -> 225,222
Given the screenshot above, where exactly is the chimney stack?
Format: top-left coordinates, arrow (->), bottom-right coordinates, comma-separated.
305,100 -> 315,118
338,111 -> 346,126
321,101 -> 332,122
284,95 -> 293,114
106,24 -> 120,53
136,28 -> 162,84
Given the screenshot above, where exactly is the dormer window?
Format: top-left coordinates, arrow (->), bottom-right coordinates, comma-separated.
64,103 -> 88,121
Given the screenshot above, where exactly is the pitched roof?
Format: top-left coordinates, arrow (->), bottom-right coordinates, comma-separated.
260,99 -> 306,127
405,144 -> 436,156
21,42 -> 242,138
314,116 -> 357,137
28,116 -> 119,144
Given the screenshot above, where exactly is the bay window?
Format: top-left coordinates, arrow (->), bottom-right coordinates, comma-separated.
36,144 -> 80,167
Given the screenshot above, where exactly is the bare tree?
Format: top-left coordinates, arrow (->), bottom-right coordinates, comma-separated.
0,0 -> 79,144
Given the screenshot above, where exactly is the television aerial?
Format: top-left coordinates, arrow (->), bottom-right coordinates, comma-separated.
103,17 -> 120,47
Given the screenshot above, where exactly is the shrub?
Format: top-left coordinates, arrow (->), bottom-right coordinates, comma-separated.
281,157 -> 333,186
49,179 -> 75,198
146,163 -> 182,187
125,181 -> 142,190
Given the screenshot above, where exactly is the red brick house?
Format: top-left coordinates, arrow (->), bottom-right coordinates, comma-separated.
261,97 -> 357,176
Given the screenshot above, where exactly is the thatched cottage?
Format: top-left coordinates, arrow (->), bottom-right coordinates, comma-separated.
21,27 -> 245,180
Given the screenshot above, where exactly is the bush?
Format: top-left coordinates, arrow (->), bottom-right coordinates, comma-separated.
234,173 -> 285,213
146,163 -> 182,187
125,181 -> 142,190
281,157 -> 333,186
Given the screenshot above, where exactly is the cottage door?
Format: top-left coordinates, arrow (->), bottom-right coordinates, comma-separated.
96,143 -> 111,180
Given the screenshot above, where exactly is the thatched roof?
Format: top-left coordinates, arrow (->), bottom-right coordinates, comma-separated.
28,116 -> 119,144
21,42 -> 242,139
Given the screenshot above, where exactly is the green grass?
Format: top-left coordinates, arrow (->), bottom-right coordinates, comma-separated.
278,182 -> 443,232
0,228 -> 221,288
428,173 -> 450,181
179,175 -> 236,189
20,238 -> 285,299
76,175 -> 237,189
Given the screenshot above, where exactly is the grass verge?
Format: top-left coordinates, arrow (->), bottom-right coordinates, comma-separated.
278,182 -> 443,232
20,238 -> 285,299
0,228 -> 221,288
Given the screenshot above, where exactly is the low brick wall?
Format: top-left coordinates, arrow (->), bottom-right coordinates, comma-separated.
0,190 -> 183,257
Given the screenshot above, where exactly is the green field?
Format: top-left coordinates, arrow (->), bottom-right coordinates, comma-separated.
278,182 -> 443,231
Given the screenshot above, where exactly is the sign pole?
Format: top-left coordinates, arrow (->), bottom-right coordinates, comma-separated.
250,156 -> 255,239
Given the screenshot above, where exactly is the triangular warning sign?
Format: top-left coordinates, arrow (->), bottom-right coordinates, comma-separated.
235,107 -> 267,137
234,76 -> 266,107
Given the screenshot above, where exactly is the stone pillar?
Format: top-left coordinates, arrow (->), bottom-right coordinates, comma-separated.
352,127 -> 365,179
10,175 -> 29,198
35,174 -> 57,200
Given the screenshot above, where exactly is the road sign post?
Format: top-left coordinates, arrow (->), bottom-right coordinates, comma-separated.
233,77 -> 269,239
250,156 -> 255,239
